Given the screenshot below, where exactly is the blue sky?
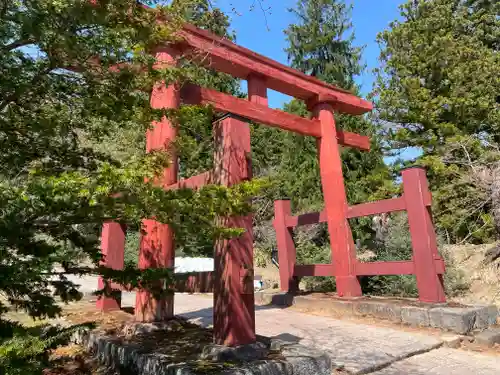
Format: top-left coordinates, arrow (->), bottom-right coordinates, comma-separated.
210,0 -> 404,109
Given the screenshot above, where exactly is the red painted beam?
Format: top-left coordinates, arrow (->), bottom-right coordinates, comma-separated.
294,264 -> 336,277
355,259 -> 445,276
402,167 -> 446,303
273,200 -> 298,292
166,171 -> 212,190
183,84 -> 320,137
175,25 -> 372,115
285,198 -> 406,228
347,197 -> 406,218
108,271 -> 216,293
175,271 -> 214,293
182,84 -> 370,150
285,211 -> 327,227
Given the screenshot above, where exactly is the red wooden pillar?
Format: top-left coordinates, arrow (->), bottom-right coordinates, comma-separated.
402,167 -> 446,303
273,200 -> 298,292
213,112 -> 255,346
311,100 -> 362,297
96,222 -> 126,311
135,49 -> 180,322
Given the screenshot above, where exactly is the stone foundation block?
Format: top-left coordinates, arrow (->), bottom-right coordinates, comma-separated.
401,306 -> 430,327
473,305 -> 498,330
353,300 -> 402,322
429,307 -> 476,334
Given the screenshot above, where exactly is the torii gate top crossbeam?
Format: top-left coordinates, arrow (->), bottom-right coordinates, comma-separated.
152,23 -> 372,116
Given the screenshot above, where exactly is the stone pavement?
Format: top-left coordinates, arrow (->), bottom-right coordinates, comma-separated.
122,292 -> 498,375
72,277 -> 500,374
372,348 -> 500,375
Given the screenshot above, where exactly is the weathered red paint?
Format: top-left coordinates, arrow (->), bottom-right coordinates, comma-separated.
402,167 -> 446,303
276,166 -> 446,302
174,24 -> 372,115
136,49 -> 180,322
175,272 -> 214,293
181,84 -> 370,150
273,200 -> 298,292
96,222 -> 126,311
166,171 -> 212,190
314,102 -> 362,297
284,198 -> 406,228
213,115 -> 256,346
355,259 -> 445,276
347,197 -> 406,218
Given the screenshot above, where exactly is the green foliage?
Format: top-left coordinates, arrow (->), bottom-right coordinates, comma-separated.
170,0 -> 242,179
285,0 -> 363,89
0,321 -> 93,375
362,213 -> 469,297
0,1 -> 259,373
125,230 -> 140,265
374,0 -> 500,243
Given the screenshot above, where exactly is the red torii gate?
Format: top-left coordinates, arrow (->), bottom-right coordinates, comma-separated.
96,19 -> 446,347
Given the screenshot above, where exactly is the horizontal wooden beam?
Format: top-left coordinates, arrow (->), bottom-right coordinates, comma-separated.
285,211 -> 327,227
108,271 -> 215,293
175,25 -> 373,115
347,197 -> 406,218
175,271 -> 214,293
166,171 -> 212,190
285,198 -> 406,228
292,259 -> 445,277
355,259 -> 445,276
183,84 -> 320,137
182,84 -> 370,150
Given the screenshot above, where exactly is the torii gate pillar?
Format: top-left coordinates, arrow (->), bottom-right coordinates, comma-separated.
135,49 -> 180,322
213,114 -> 255,346
312,100 -> 362,297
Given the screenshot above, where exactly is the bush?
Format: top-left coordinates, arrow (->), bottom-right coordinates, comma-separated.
0,321 -> 92,375
125,231 -> 140,265
363,212 -> 469,297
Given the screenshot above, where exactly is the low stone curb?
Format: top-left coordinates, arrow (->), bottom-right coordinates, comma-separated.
72,327 -> 331,375
256,292 -> 498,335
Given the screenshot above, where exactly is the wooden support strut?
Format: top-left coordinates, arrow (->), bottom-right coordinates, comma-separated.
96,222 -> 126,311
314,100 -> 362,297
402,167 -> 446,303
273,200 -> 298,292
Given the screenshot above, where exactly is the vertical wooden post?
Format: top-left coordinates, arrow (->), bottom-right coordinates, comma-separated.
96,222 -> 126,311
136,49 -> 179,322
402,167 -> 446,303
213,114 -> 255,346
273,200 -> 298,292
311,101 -> 361,297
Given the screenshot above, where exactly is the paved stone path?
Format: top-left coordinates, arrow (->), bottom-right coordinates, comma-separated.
372,348 -> 500,375
73,276 -> 500,374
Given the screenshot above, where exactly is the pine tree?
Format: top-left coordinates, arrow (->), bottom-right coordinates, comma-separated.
281,0 -> 392,238
374,0 -> 500,243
